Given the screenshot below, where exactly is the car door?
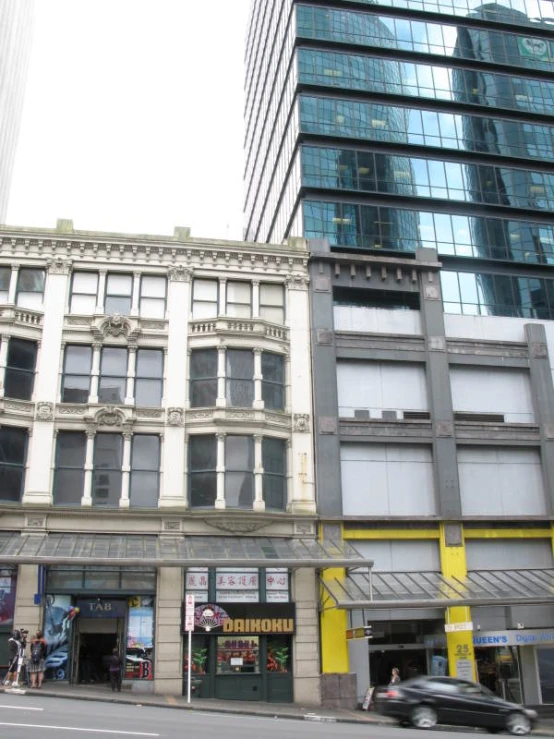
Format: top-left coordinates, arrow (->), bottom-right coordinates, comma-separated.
457,681 -> 508,729
422,679 -> 469,725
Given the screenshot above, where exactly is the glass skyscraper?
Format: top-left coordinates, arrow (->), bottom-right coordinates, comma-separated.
244,0 -> 554,318
0,0 -> 34,223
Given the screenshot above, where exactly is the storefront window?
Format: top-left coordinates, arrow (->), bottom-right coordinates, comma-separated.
537,648 -> 554,703
267,636 -> 290,673
126,596 -> 154,681
0,569 -> 16,626
185,567 -> 290,603
43,595 -> 77,681
217,637 -> 260,674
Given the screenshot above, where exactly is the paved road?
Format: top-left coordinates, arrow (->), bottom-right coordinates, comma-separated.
0,693 -> 507,738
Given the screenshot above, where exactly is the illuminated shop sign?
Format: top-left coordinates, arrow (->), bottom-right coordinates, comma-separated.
181,602 -> 295,635
426,629 -> 554,649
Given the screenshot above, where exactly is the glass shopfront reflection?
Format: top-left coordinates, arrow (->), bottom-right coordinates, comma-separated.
538,648 -> 554,703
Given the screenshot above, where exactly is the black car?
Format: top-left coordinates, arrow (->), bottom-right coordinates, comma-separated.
373,675 -> 538,735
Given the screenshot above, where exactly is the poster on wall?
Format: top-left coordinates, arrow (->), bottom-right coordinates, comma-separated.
126,596 -> 154,680
0,572 -> 16,626
43,595 -> 79,681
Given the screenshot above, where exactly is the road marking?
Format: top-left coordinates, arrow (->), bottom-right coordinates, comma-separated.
0,723 -> 159,736
0,705 -> 44,711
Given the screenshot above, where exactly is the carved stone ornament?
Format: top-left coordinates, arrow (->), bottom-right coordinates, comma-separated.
204,515 -> 271,534
86,405 -> 134,430
46,256 -> 73,275
35,401 -> 54,421
168,265 -> 193,282
102,314 -> 132,338
285,273 -> 310,290
293,413 -> 310,433
167,407 -> 184,426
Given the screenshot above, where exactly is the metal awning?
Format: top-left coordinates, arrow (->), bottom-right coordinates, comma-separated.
321,568 -> 554,609
0,532 -> 373,569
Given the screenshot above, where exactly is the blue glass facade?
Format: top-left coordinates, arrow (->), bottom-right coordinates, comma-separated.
244,0 -> 554,317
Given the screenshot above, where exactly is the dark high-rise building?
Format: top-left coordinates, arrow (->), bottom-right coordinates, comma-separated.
0,0 -> 34,223
246,0 -> 554,711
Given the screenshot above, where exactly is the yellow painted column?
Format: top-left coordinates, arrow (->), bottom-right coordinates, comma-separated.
550,523 -> 554,559
439,523 -> 476,682
320,567 -> 349,673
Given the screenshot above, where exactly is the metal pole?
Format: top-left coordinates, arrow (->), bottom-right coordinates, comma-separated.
187,629 -> 192,704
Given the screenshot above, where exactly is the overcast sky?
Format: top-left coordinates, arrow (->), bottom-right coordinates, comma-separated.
8,0 -> 251,241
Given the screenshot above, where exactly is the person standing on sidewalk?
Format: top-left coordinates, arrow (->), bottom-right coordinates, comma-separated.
108,647 -> 122,692
28,631 -> 47,689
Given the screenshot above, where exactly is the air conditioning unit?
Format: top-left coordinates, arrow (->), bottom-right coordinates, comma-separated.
382,410 -> 398,421
354,409 -> 370,420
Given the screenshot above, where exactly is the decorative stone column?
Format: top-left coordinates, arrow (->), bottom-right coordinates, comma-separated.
120,432 -> 132,508
125,346 -> 137,405
219,278 -> 227,316
216,346 -> 226,408
95,271 -> 107,314
81,431 -> 96,506
215,433 -> 226,509
0,333 -> 9,398
7,265 -> 19,304
131,271 -> 141,316
253,348 -> 264,410
252,280 -> 260,318
89,342 -> 102,403
253,434 -> 264,511
153,567 -> 183,695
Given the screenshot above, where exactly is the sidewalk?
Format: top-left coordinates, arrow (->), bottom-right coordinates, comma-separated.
2,681 -> 554,735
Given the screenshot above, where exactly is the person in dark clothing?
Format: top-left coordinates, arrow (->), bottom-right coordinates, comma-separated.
28,630 -> 47,688
5,630 -> 25,686
108,648 -> 122,692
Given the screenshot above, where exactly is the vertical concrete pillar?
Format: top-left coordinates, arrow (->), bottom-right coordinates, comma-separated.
292,568 -> 321,705
154,566 -> 183,696
526,323 -> 554,514
416,248 -> 462,518
13,565 -> 41,635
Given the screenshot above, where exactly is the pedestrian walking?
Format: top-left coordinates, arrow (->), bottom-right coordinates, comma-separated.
389,667 -> 401,685
28,630 -> 47,688
108,647 -> 122,692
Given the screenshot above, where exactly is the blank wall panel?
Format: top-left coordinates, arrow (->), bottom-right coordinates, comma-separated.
353,540 -> 440,572
450,367 -> 534,422
466,539 -> 553,571
458,447 -> 546,516
341,443 -> 437,516
337,361 -> 428,418
334,306 -> 422,335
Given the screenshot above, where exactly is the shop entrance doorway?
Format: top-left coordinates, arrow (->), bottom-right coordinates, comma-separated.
369,648 -> 428,686
71,618 -> 124,685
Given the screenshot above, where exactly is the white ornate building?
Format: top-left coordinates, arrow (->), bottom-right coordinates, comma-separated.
0,219 -> 358,703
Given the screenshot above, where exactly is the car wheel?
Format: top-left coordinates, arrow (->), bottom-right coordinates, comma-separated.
410,705 -> 437,729
506,712 -> 532,736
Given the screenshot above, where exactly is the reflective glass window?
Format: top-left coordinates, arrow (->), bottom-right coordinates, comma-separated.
262,353 -> 285,411
0,427 -> 27,502
190,349 -> 217,408
135,349 -> 163,406
130,435 -> 160,508
226,349 -> 254,407
53,432 -> 86,506
5,338 -> 37,400
260,283 -> 285,324
192,279 -> 218,319
99,347 -> 127,404
0,267 -> 10,303
105,274 -> 132,315
225,436 -> 254,509
140,276 -> 166,319
92,433 -> 123,507
62,345 -> 92,403
263,437 -> 287,511
16,269 -> 45,309
189,435 -> 217,508
71,272 -> 98,314
226,281 -> 252,318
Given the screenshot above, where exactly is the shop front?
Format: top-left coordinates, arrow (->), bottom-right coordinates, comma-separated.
43,566 -> 155,687
0,567 -> 16,669
182,594 -> 295,702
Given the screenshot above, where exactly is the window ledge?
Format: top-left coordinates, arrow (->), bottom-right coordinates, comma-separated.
187,407 -> 291,430
0,305 -> 43,328
189,317 -> 288,343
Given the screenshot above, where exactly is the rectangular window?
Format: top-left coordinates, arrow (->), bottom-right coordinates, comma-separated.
226,281 -> 251,318
105,273 -> 133,315
262,353 -> 285,410
62,346 -> 92,403
130,435 -> 160,508
217,636 -> 260,674
5,338 -> 37,400
0,427 -> 27,502
260,283 -> 285,324
0,267 -> 10,303
93,433 -> 123,507
189,435 -> 217,508
53,432 -> 86,506
99,347 -> 127,404
70,272 -> 98,314
263,438 -> 287,511
226,349 -> 254,407
135,349 -> 163,406
140,276 -> 166,318
225,435 -> 254,509
16,268 -> 45,309
192,279 -> 218,319
190,349 -> 217,407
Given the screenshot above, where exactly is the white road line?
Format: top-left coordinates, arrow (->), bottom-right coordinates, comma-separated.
0,705 -> 44,711
0,722 -> 159,736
